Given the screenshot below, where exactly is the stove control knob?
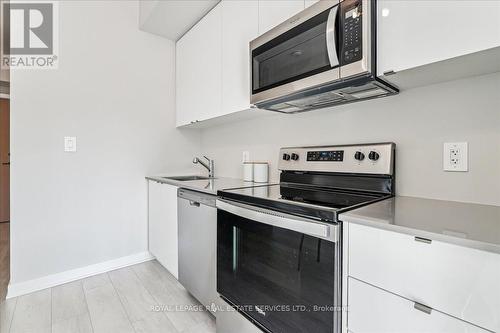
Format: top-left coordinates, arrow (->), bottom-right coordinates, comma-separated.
369,151 -> 380,161
282,153 -> 291,161
291,153 -> 299,161
354,151 -> 365,161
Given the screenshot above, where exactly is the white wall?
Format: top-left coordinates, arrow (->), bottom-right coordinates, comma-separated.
200,72 -> 500,206
9,1 -> 200,285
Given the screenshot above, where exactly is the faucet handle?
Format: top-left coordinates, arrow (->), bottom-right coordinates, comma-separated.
203,155 -> 212,162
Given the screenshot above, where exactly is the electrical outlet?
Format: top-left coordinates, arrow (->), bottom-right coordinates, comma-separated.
242,151 -> 250,163
64,136 -> 77,152
443,142 -> 468,172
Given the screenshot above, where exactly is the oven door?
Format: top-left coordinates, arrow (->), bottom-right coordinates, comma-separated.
216,199 -> 341,333
250,1 -> 341,105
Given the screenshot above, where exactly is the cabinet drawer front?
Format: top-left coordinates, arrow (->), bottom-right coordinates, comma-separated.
348,223 -> 500,332
348,278 -> 489,333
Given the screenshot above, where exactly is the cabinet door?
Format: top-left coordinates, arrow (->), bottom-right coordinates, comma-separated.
221,0 -> 259,115
348,223 -> 500,332
377,0 -> 500,76
348,278 -> 489,333
176,5 -> 222,127
258,0 -> 305,34
148,181 -> 178,278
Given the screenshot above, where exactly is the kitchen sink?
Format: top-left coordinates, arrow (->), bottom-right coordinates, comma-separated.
163,175 -> 213,181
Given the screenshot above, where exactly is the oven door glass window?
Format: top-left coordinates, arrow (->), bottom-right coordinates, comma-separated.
252,6 -> 339,95
217,209 -> 336,333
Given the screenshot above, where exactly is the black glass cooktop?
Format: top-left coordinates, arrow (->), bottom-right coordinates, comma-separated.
218,184 -> 388,222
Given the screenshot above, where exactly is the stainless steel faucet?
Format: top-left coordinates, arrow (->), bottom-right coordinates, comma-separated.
193,156 -> 214,178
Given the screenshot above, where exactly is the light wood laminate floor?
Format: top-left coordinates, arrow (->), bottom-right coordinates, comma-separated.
0,223 -> 8,301
0,260 -> 215,333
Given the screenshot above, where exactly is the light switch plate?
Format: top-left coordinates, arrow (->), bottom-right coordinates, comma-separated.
443,142 -> 467,172
64,136 -> 77,152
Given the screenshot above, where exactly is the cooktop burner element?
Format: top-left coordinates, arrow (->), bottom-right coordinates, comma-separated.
218,143 -> 395,222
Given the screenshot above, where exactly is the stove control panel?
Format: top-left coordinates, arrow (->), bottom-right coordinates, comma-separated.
278,143 -> 395,175
307,150 -> 344,162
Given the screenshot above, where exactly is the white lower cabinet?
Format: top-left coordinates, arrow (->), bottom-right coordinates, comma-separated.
348,278 -> 488,333
148,180 -> 178,278
346,223 -> 500,332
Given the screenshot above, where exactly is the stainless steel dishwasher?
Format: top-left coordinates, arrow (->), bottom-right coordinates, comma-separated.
178,188 -> 218,311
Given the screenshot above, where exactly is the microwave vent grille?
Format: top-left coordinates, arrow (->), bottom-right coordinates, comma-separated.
260,80 -> 397,113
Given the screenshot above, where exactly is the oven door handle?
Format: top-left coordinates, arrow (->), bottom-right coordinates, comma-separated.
326,4 -> 339,68
216,199 -> 339,242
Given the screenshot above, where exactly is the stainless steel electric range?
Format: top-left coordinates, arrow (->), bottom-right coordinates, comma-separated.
216,143 -> 395,333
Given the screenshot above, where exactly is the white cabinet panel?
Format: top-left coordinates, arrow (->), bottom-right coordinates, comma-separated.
148,181 -> 178,278
377,0 -> 500,76
305,0 -> 319,8
348,278 -> 488,333
176,5 -> 222,127
221,0 -> 259,115
0,0 -> 9,83
348,223 -> 500,332
258,0 -> 305,34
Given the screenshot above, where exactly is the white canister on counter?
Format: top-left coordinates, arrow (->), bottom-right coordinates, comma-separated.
253,162 -> 269,183
243,162 -> 254,182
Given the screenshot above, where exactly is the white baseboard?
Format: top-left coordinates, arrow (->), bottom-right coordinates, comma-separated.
7,251 -> 154,298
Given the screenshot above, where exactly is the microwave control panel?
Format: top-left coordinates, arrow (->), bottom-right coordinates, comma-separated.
341,0 -> 363,65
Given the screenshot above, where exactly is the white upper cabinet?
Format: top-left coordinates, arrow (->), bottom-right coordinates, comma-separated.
176,5 -> 222,127
221,0 -> 259,115
258,0 -> 305,34
377,0 -> 500,76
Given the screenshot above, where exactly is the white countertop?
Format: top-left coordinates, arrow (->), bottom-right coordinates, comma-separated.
146,174 -> 268,195
340,196 -> 500,254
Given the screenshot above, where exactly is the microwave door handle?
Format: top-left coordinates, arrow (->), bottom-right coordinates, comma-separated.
216,199 -> 339,242
326,5 -> 339,67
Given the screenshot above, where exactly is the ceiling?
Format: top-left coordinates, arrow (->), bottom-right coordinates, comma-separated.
139,0 -> 221,41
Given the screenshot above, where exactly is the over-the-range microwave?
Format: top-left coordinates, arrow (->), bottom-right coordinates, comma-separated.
250,0 -> 398,113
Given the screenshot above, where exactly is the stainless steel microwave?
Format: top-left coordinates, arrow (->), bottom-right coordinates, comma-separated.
250,0 -> 398,113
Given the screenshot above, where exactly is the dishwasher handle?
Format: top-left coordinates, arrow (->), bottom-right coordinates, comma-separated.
216,199 -> 339,242
178,188 -> 216,208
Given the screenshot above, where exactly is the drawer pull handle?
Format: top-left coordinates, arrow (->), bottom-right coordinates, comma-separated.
189,201 -> 200,207
414,302 -> 432,315
414,236 -> 432,244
